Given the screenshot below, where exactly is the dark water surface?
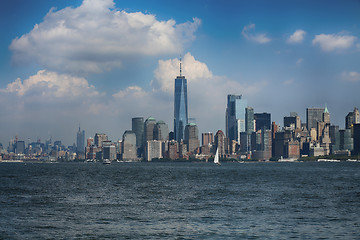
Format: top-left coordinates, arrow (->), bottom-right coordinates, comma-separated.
0,162 -> 359,239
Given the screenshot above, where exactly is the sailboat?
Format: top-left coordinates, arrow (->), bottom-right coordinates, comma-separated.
214,148 -> 221,165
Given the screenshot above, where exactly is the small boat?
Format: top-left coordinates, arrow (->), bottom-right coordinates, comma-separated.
214,148 -> 221,166
103,159 -> 111,164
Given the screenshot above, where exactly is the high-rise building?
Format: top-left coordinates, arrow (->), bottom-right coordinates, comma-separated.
76,125 -> 85,154
144,117 -> 157,143
202,132 -> 213,146
245,107 -> 255,134
226,94 -> 247,142
345,107 -> 360,129
214,130 -> 226,157
103,141 -> 116,161
284,112 -> 301,129
174,60 -> 188,141
145,140 -> 162,161
306,107 -> 325,131
122,130 -> 137,161
353,124 -> 360,155
15,140 -> 25,154
154,121 -> 169,141
254,113 -> 271,131
132,117 -> 144,152
94,133 -> 108,148
184,123 -> 200,153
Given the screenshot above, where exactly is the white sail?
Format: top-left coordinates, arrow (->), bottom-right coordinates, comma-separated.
214,148 -> 220,165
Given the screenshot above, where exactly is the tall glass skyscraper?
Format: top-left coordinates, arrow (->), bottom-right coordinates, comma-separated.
226,94 -> 247,142
174,64 -> 188,141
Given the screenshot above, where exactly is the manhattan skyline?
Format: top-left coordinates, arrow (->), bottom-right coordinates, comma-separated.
0,0 -> 359,145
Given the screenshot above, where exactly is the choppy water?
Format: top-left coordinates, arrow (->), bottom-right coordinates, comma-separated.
0,162 -> 359,239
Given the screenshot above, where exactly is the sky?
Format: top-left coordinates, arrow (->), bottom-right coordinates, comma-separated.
0,0 -> 359,146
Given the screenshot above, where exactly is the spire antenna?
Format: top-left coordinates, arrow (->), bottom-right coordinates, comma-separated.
179,55 -> 182,77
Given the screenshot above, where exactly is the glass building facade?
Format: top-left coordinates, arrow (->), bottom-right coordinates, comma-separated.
226,94 -> 247,142
174,76 -> 188,141
306,107 -> 324,130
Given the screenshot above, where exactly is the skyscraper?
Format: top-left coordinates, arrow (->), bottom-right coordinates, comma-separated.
184,123 -> 200,153
254,113 -> 271,131
345,107 -> 360,129
226,94 -> 247,142
174,60 -> 188,142
202,132 -> 213,146
144,117 -> 157,143
154,120 -> 169,141
122,130 -> 137,161
132,117 -> 144,152
76,125 -> 85,154
353,124 -> 360,155
306,107 -> 325,131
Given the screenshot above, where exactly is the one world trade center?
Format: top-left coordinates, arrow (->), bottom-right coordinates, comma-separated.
174,59 -> 188,141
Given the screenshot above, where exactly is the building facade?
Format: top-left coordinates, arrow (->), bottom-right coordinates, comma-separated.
306,107 -> 325,131
132,117 -> 144,155
226,94 -> 247,143
174,71 -> 188,141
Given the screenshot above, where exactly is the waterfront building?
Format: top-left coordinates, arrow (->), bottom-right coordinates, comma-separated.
254,113 -> 271,131
214,130 -> 226,157
132,117 -> 144,154
306,107 -> 325,131
284,140 -> 300,159
103,141 -> 116,161
174,60 -> 188,141
122,130 -> 137,161
332,129 -> 353,154
184,123 -> 200,153
226,94 -> 247,143
352,124 -> 360,155
154,120 -> 169,141
145,140 -> 162,161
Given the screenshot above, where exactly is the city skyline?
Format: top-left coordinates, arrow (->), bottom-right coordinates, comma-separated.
0,0 -> 360,146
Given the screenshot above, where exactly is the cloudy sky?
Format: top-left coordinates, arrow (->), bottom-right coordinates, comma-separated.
0,0 -> 359,146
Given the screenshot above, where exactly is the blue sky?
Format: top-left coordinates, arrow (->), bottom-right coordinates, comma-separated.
0,0 -> 359,145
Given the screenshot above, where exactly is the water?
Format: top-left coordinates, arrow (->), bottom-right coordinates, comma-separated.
0,162 -> 359,239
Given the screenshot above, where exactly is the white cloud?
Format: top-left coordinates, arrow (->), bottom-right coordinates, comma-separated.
342,71 -> 360,82
242,24 -> 271,44
9,0 -> 201,74
287,30 -> 306,44
2,70 -> 99,98
312,33 -> 357,52
118,53 -> 265,132
152,52 -> 212,92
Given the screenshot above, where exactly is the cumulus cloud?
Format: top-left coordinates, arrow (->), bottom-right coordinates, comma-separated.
112,53 -> 264,133
342,71 -> 360,82
312,33 -> 357,52
287,30 -> 306,44
242,24 -> 271,44
2,70 -> 99,98
9,0 -> 201,74
152,52 -> 212,92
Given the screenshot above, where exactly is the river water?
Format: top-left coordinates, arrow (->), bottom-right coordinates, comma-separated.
0,162 -> 359,239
